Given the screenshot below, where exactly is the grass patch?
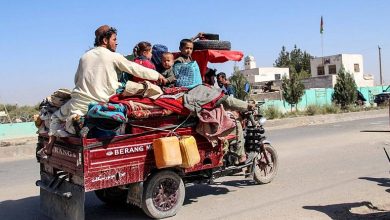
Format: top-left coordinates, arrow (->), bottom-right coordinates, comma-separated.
305,105 -> 320,116
263,106 -> 282,119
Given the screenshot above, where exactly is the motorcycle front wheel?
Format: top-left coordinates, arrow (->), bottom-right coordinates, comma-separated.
253,143 -> 279,184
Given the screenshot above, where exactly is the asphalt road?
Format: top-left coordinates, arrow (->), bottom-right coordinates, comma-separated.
1,116 -> 390,220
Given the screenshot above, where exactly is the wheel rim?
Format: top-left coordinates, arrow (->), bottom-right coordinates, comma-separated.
257,150 -> 275,177
152,177 -> 179,212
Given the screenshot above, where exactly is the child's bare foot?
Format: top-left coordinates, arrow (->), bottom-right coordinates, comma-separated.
37,148 -> 49,159
44,142 -> 54,156
40,136 -> 56,157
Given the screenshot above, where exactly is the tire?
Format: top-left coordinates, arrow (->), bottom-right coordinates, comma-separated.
253,144 -> 279,184
202,33 -> 219,40
193,40 -> 231,51
95,187 -> 128,205
142,170 -> 185,219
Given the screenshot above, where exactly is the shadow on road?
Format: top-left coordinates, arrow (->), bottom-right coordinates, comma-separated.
303,201 -> 390,219
184,177 -> 260,205
216,179 -> 256,188
184,183 -> 231,205
0,181 -> 254,219
0,193 -> 149,220
359,177 -> 390,193
84,192 -> 148,220
0,195 -> 47,220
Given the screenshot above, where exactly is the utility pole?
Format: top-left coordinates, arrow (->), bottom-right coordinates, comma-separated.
379,45 -> 383,85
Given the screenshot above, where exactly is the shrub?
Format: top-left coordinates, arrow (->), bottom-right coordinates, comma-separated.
346,105 -> 361,112
281,72 -> 305,111
305,105 -> 320,116
263,106 -> 282,119
1,103 -> 39,122
332,66 -> 357,109
323,104 -> 340,114
283,109 -> 307,118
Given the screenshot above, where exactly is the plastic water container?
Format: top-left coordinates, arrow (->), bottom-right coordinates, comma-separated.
153,136 -> 182,169
179,136 -> 200,168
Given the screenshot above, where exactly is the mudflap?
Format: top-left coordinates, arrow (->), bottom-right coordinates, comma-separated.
36,172 -> 85,220
126,182 -> 143,208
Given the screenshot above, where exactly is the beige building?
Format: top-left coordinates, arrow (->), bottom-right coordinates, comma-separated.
310,54 -> 374,87
240,56 -> 289,83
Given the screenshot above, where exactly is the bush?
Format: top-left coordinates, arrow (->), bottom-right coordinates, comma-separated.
346,105 -> 361,112
332,66 -> 357,109
323,104 -> 340,114
283,110 -> 303,118
281,72 -> 305,111
305,105 -> 320,116
263,106 -> 282,119
1,103 -> 39,123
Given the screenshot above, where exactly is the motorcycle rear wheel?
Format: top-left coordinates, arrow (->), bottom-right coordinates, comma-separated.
253,143 -> 278,184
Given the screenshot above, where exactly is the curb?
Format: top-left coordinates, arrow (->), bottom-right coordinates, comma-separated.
0,136 -> 37,147
267,109 -> 388,130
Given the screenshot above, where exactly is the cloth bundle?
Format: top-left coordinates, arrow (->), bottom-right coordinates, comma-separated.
84,103 -> 127,137
123,81 -> 163,100
50,88 -> 71,107
35,88 -> 72,134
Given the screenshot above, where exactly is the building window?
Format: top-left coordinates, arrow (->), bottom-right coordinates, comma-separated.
317,66 -> 325,75
354,63 -> 360,72
328,65 -> 336,74
324,58 -> 331,64
275,74 -> 281,80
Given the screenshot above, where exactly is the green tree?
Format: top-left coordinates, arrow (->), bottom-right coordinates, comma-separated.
290,45 -> 303,73
332,66 -> 357,109
274,46 -> 290,68
281,70 -> 305,111
274,45 -> 312,78
229,71 -> 250,101
301,51 -> 312,75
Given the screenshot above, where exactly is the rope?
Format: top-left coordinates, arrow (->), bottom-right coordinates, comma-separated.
128,115 -> 193,138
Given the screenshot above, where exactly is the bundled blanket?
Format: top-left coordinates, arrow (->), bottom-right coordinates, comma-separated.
84,103 -> 127,137
110,93 -> 190,118
195,105 -> 235,147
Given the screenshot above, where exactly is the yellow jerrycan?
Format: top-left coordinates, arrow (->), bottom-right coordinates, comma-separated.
179,135 -> 200,168
153,136 -> 183,169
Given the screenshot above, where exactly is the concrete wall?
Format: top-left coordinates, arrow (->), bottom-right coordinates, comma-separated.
0,122 -> 37,140
302,75 -> 337,89
250,91 -> 282,101
258,85 -> 387,113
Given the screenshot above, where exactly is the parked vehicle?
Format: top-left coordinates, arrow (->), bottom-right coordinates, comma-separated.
374,86 -> 390,105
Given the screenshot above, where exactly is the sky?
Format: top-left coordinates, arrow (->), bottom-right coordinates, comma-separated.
0,0 -> 389,105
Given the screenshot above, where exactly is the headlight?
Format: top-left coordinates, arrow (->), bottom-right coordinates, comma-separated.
259,117 -> 267,125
